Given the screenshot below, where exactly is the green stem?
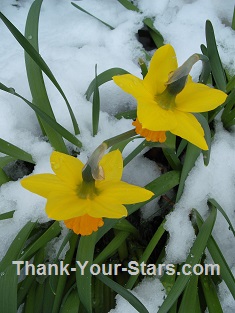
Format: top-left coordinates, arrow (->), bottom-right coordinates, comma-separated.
104,129 -> 137,148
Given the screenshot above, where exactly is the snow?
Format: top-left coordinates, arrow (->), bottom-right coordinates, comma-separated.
0,0 -> 235,312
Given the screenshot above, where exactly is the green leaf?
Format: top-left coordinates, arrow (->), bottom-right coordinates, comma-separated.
117,0 -> 139,12
0,156 -> 16,168
176,143 -> 200,202
0,168 -> 10,185
195,211 -> 235,299
0,11 -> 79,135
60,286 -> 80,313
199,273 -> 223,313
205,20 -> 227,92
0,83 -> 82,148
94,231 -> 130,264
20,221 -> 61,261
76,232 -> 97,313
0,210 -> 14,221
178,275 -> 199,313
97,273 -> 149,313
195,113 -> 211,166
92,64 -> 100,136
0,266 -> 18,313
231,5 -> 235,31
71,2 -> 114,30
0,221 -> 35,271
85,68 -> 129,100
0,137 -> 35,164
208,198 -> 235,237
25,0 -> 68,153
51,234 -> 78,313
158,206 -> 217,313
143,18 -> 164,48
115,109 -> 137,120
126,219 -> 166,289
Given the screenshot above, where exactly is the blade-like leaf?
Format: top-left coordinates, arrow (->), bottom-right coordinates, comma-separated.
97,273 -> 149,313
85,68 -> 129,100
25,0 -> 68,153
71,2 -> 114,30
0,11 -> 79,134
158,206 -> 217,313
205,20 -> 226,92
0,137 -> 35,164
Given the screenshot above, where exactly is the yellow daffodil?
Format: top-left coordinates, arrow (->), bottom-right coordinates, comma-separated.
113,44 -> 227,150
21,150 -> 153,236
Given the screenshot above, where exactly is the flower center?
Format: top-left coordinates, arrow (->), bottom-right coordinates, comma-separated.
155,87 -> 176,110
77,180 -> 98,199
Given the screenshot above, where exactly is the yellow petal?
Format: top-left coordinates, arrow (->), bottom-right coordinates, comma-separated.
137,98 -> 178,130
45,191 -> 88,220
97,181 -> 154,204
176,80 -> 227,112
64,215 -> 104,236
50,151 -> 83,188
21,174 -> 68,198
144,44 -> 178,95
87,199 -> 127,218
99,150 -> 123,181
171,110 -> 208,150
113,74 -> 152,100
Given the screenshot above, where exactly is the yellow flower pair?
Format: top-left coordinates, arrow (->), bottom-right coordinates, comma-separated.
21,44 -> 227,236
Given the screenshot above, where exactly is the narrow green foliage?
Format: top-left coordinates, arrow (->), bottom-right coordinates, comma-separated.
199,273 -> 223,313
205,20 -> 227,92
195,113 -> 211,166
231,6 -> 235,30
178,275 -> 199,313
25,0 -> 68,153
0,11 -> 80,135
0,221 -> 35,271
0,265 -> 18,313
51,234 -> 78,313
0,168 -> 10,185
162,148 -> 182,171
0,156 -> 16,168
17,248 -> 45,308
195,211 -> 235,299
71,2 -> 114,30
85,68 -> 129,100
92,64 -> 100,136
115,109 -> 137,120
94,231 -> 130,264
138,58 -> 148,78
0,222 -> 35,313
176,143 -> 200,202
0,137 -> 35,164
0,210 -> 14,221
126,219 -> 166,290
158,206 -> 217,313
0,83 -> 82,148
199,45 -> 211,84
97,274 -> 149,313
20,221 -> 61,261
60,286 -> 80,313
117,0 -> 139,12
76,232 -> 97,313
143,18 -> 164,48
208,198 -> 235,237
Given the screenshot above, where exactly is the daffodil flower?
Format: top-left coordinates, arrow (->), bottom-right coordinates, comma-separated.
113,44 -> 227,150
21,150 -> 153,236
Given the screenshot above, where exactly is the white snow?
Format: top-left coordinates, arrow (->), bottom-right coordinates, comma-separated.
0,0 -> 234,312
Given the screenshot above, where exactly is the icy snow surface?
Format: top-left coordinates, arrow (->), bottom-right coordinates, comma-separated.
0,0 -> 235,312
